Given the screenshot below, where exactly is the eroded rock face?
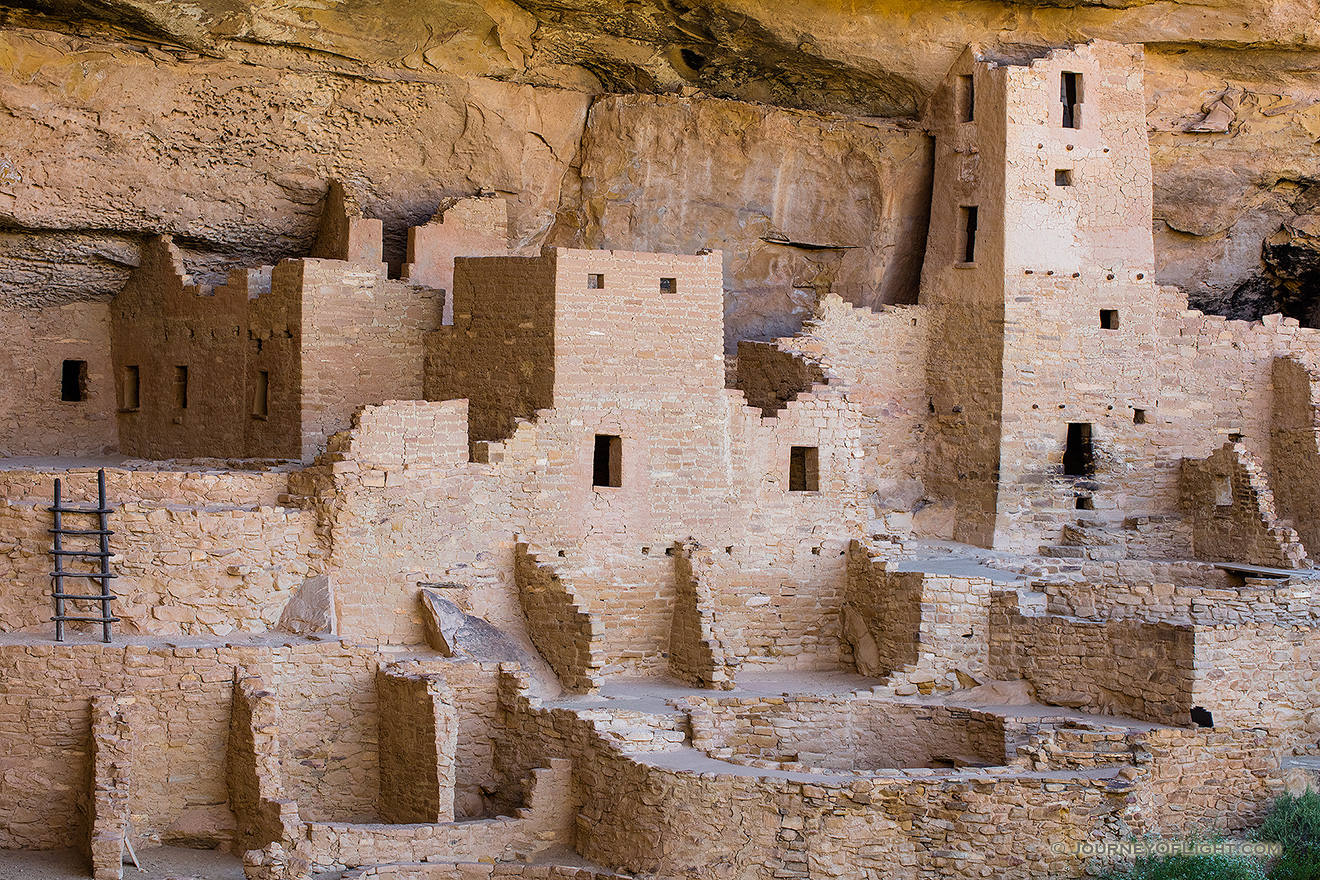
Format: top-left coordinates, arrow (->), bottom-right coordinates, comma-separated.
551,94 -> 931,350
2,1 -> 1320,332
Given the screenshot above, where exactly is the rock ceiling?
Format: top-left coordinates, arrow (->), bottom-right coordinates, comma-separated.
1,0 -> 1319,337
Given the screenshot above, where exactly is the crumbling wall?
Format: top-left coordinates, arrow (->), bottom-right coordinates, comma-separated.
88,695 -> 136,880
668,543 -> 732,689
764,297 -> 931,534
227,673 -> 300,855
309,180 -> 384,266
0,302 -> 118,457
734,341 -> 826,416
1181,442 -> 1311,568
988,591 -> 1196,725
514,545 -> 602,694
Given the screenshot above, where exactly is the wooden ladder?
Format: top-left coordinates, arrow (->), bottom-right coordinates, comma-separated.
49,468 -> 119,643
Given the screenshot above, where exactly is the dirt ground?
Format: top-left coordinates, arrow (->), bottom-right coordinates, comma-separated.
0,846 -> 244,880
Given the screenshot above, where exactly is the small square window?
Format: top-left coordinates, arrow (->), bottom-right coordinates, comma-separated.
1133,408 -> 1147,425
593,434 -> 621,487
1075,495 -> 1094,510
61,359 -> 87,402
789,446 -> 819,492
1100,310 -> 1119,330
1055,169 -> 1073,186
660,277 -> 677,293
587,273 -> 604,289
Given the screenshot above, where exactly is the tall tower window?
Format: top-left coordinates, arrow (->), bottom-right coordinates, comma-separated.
174,365 -> 189,410
593,434 -> 622,487
956,74 -> 975,122
1063,422 -> 1094,476
959,206 -> 979,264
1061,72 -> 1082,129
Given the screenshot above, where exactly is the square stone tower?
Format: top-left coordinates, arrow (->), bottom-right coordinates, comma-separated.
921,42 -> 1180,550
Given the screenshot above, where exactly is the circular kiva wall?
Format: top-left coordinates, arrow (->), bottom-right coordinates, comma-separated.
683,695 -> 1009,772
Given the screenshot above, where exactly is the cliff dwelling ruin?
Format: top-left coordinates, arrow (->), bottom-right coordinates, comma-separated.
3,31 -> 1320,880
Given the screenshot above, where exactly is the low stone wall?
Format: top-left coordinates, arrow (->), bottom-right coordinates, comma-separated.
845,542 -> 993,688
668,542 -> 733,689
1192,624 -> 1320,748
344,863 -> 627,880
492,669 -> 1290,880
684,693 -> 1007,771
0,638 -> 379,851
304,759 -> 574,871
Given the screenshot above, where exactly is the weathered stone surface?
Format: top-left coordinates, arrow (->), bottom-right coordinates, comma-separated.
277,575 -> 336,636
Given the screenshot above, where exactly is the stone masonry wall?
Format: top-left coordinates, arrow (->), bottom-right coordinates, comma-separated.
112,236 -> 249,460
88,695 -> 136,880
0,302 -> 118,457
403,196 -> 510,325
1192,624 -> 1320,749
988,590 -> 1196,725
0,466 -> 322,637
685,694 -> 1008,770
513,544 -> 602,694
296,260 -> 443,462
0,638 -> 389,851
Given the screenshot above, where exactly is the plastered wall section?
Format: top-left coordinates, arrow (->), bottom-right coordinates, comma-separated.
1269,357 -> 1320,553
1181,442 -> 1310,567
0,302 -> 117,457
425,255 -> 556,443
112,237 -> 249,459
918,48 -> 1009,548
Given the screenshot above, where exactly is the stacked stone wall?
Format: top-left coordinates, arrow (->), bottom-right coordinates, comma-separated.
1270,357 -> 1320,553
685,694 -> 1007,770
988,591 -> 1196,725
